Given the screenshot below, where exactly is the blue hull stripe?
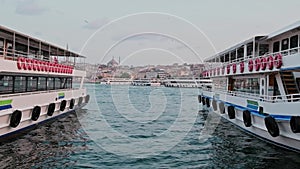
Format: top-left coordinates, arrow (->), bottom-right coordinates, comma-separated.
247,104 -> 258,110
0,105 -> 12,111
201,95 -> 299,152
201,95 -> 292,121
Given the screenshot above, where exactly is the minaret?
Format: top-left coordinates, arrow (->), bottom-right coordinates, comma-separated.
119,57 -> 121,65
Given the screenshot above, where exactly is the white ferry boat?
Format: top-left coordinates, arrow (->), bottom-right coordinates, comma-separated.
163,78 -> 212,88
200,21 -> 300,152
131,79 -> 161,87
0,25 -> 89,138
99,78 -> 132,85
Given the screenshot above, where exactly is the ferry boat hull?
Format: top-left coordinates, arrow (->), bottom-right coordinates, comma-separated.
199,90 -> 300,152
0,88 -> 89,139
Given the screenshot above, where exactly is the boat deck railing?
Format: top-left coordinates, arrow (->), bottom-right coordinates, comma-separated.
0,47 -> 48,61
0,47 -> 75,66
202,88 -> 300,103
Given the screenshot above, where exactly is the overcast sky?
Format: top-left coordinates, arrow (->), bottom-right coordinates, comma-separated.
1,0 -> 300,66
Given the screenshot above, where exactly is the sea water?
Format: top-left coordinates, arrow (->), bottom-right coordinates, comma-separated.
0,84 -> 299,168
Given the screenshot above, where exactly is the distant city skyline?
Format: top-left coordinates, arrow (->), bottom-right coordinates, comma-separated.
1,0 -> 300,66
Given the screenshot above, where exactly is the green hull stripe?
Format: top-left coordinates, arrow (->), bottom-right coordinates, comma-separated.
247,100 -> 258,106
0,99 -> 12,106
58,93 -> 65,97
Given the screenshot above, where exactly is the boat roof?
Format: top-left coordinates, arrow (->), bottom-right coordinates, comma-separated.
0,25 -> 85,58
204,20 -> 300,62
266,20 -> 300,40
204,36 -> 264,62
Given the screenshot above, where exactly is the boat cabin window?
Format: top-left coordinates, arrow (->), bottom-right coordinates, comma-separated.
213,79 -> 227,90
65,78 -> 72,89
259,44 -> 269,56
237,48 -> 244,60
225,54 -> 229,62
232,78 -> 259,94
281,38 -> 289,51
47,77 -> 55,90
230,52 -> 236,61
38,77 -> 47,91
273,41 -> 280,53
55,78 -> 62,89
27,77 -> 38,92
14,76 -> 26,93
15,42 -> 27,55
220,55 -> 225,62
247,44 -> 253,57
290,35 -> 299,49
0,76 -> 13,94
0,75 -> 73,95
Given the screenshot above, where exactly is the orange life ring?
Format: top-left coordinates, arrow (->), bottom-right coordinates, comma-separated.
45,61 -> 49,72
227,65 -> 231,74
52,63 -> 56,73
17,57 -> 25,70
240,62 -> 245,73
32,59 -> 38,71
26,58 -> 33,70
54,63 -> 59,73
260,57 -> 267,70
232,64 -> 237,74
44,62 -> 49,72
36,61 -> 41,71
274,54 -> 283,69
69,66 -> 73,74
39,61 -> 44,71
248,60 -> 254,72
62,65 -> 66,73
255,58 -> 261,71
59,64 -> 63,73
267,56 -> 274,70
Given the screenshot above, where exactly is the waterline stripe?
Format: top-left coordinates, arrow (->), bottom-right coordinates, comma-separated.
247,104 -> 258,110
0,105 -> 12,111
